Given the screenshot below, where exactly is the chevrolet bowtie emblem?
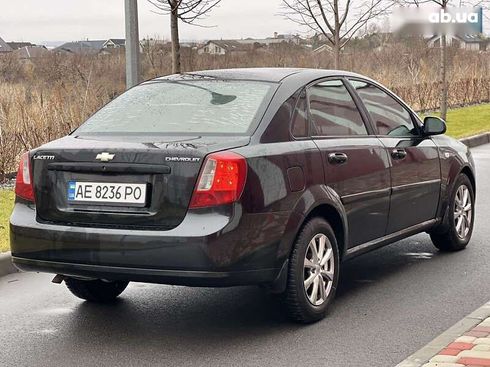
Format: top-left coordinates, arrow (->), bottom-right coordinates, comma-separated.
96,152 -> 115,162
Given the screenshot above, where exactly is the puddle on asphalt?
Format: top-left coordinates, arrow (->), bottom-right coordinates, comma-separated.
35,307 -> 74,316
28,328 -> 58,335
402,252 -> 435,260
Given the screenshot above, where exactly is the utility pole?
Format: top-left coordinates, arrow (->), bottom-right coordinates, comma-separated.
125,0 -> 140,89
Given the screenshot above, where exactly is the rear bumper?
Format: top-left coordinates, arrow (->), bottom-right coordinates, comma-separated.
12,257 -> 279,287
10,202 -> 291,286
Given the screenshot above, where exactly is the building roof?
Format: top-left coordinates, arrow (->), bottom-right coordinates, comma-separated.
104,38 -> 126,47
312,44 -> 333,53
456,34 -> 488,43
7,42 -> 35,50
427,34 -> 488,44
203,40 -> 250,52
55,40 -> 106,54
0,37 -> 13,53
12,46 -> 49,59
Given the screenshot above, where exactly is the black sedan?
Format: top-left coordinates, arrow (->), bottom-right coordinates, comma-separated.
10,68 -> 476,323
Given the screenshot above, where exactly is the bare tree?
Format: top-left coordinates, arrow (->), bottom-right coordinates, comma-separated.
282,0 -> 394,69
397,0 -> 483,120
148,0 -> 221,73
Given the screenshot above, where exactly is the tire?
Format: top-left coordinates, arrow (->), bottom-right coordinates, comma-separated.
284,217 -> 340,323
65,278 -> 129,303
430,174 -> 475,252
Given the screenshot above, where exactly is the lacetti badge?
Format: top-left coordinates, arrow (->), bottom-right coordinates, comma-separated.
33,154 -> 55,160
96,152 -> 115,162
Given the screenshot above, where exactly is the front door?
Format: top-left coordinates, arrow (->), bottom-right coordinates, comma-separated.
348,79 -> 441,234
307,79 -> 392,248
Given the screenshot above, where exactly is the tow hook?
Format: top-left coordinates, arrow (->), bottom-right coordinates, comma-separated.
51,274 -> 66,284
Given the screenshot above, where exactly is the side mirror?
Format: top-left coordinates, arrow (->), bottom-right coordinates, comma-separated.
423,116 -> 447,136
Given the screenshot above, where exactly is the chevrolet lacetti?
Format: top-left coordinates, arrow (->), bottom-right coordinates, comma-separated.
10,68 -> 476,323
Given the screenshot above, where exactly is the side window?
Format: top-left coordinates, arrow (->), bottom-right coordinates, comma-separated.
349,80 -> 418,137
291,90 -> 308,138
308,79 -> 367,136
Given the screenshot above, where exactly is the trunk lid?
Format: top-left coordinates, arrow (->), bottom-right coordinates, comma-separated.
32,134 -> 249,230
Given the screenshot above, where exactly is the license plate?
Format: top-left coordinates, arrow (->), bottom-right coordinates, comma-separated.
67,181 -> 147,205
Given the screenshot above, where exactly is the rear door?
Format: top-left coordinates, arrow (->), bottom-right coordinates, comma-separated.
307,78 -> 391,248
348,79 -> 441,234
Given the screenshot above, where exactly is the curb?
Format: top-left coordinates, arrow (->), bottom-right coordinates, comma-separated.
396,300 -> 490,367
460,132 -> 490,148
0,251 -> 18,278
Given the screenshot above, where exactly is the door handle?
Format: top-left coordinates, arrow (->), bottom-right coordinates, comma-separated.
391,149 -> 407,160
328,152 -> 348,165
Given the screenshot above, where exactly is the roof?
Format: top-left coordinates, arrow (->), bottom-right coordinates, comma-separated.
427,34 -> 488,44
456,34 -> 488,43
0,37 -> 13,53
12,46 -> 49,59
187,68 -> 304,82
7,42 -> 35,50
203,40 -> 249,52
55,40 -> 106,54
313,44 -> 333,53
104,39 -> 126,46
156,67 -> 366,84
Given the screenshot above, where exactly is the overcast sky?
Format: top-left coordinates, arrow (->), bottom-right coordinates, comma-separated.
1,1 -> 487,45
0,0 -> 295,44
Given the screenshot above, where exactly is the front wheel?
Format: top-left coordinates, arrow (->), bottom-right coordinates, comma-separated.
430,174 -> 475,252
65,278 -> 129,303
284,217 -> 340,323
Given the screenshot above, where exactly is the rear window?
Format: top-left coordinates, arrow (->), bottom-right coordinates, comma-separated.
75,80 -> 275,135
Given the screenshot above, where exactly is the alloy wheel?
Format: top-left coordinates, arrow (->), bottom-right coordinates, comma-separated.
454,184 -> 472,239
303,233 -> 335,306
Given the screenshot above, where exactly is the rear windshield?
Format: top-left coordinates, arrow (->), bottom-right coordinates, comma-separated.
75,80 -> 275,135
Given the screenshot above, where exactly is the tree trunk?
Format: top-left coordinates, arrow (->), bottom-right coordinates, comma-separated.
170,6 -> 181,74
439,35 -> 448,120
333,37 -> 341,69
333,0 -> 341,69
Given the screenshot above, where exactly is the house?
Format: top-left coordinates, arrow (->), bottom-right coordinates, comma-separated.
197,40 -> 249,55
103,39 -> 125,49
54,40 -> 106,55
236,33 -> 303,46
427,34 -> 488,51
12,45 -> 49,60
0,37 -> 13,54
197,33 -> 304,55
312,44 -> 333,54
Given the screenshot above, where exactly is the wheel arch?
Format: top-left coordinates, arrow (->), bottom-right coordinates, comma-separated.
432,164 -> 476,235
460,165 -> 476,197
277,185 -> 349,263
303,204 -> 346,260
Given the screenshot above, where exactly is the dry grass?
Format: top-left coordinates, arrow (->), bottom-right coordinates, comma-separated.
0,44 -> 489,177
0,189 -> 14,252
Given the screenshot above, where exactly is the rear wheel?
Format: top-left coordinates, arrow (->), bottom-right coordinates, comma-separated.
284,217 -> 340,323
65,278 -> 129,303
430,174 -> 475,252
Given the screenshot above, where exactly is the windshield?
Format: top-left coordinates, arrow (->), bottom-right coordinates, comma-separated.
75,80 -> 275,135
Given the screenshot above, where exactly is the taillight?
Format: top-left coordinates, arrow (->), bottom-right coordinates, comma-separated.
189,151 -> 247,208
15,152 -> 35,202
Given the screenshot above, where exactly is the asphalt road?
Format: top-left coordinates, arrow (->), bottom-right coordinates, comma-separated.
1,144 -> 490,367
